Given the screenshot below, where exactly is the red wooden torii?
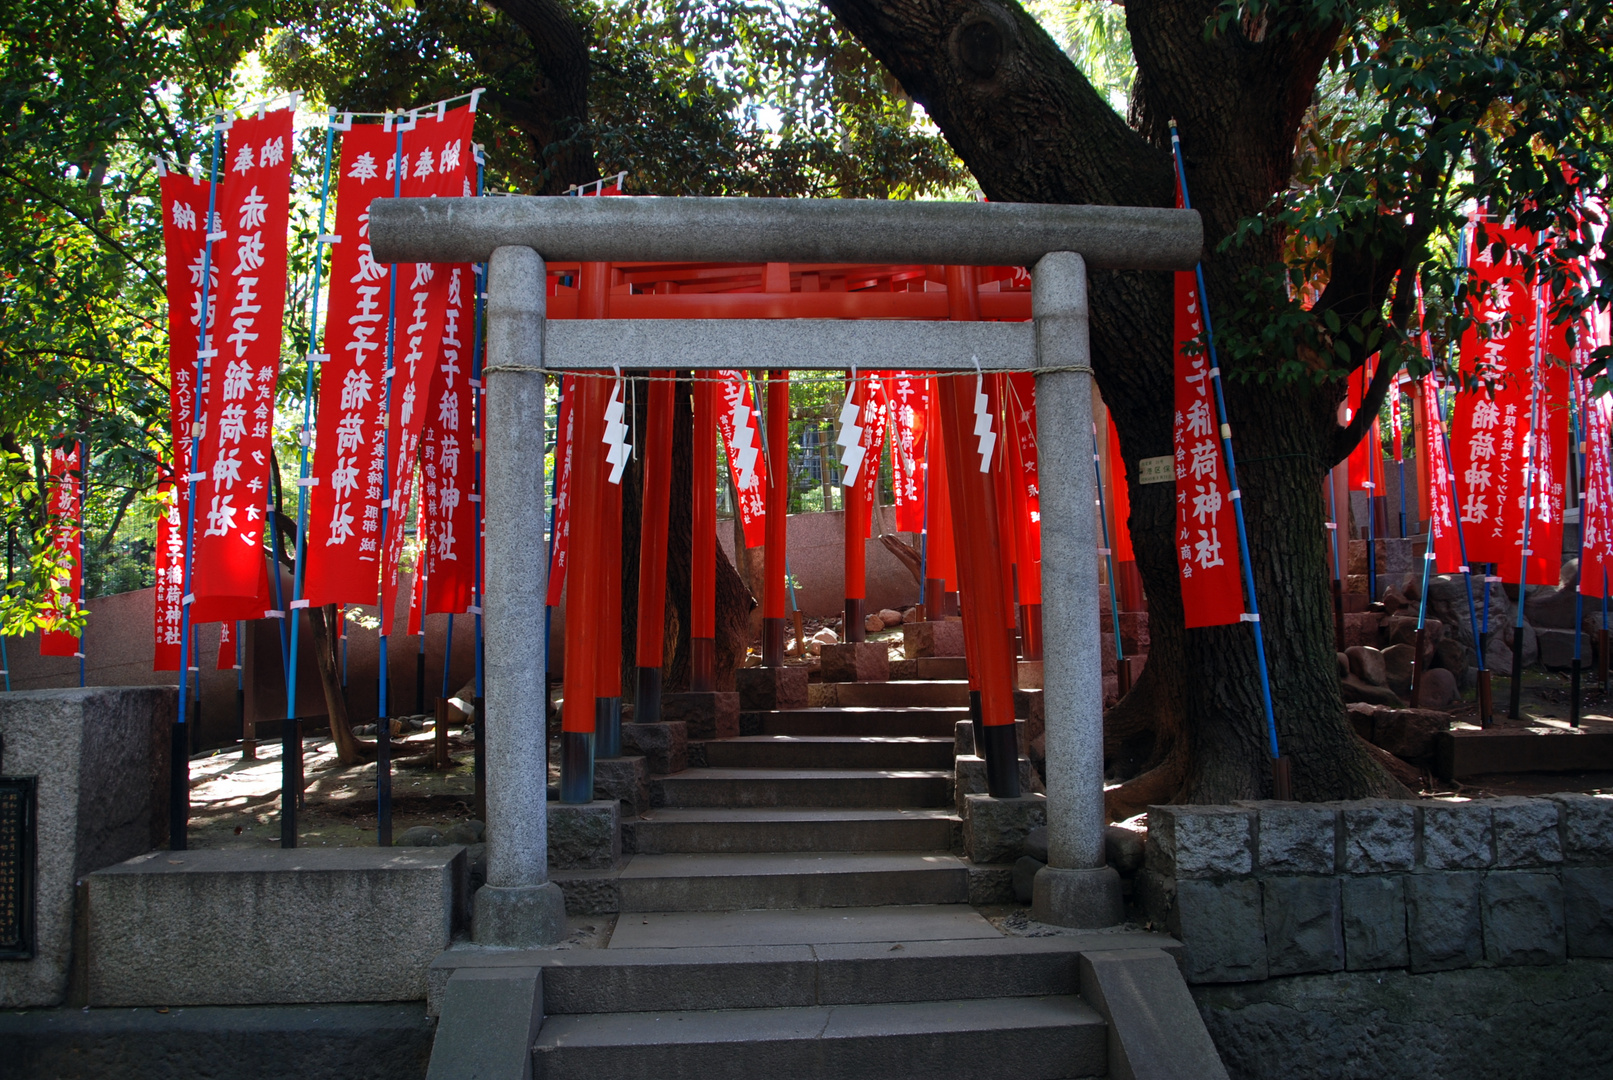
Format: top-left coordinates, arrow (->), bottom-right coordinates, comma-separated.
547,246 -> 1037,775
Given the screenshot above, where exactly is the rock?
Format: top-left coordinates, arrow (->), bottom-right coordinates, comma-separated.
443,820 -> 482,846
878,608 -> 904,628
1524,558 -> 1581,629
1407,871 -> 1484,972
1145,805 -> 1253,878
621,721 -> 688,775
1346,645 -> 1388,687
864,612 -> 884,634
1490,797 -> 1562,868
901,606 -> 922,624
1486,623 -> 1537,671
1023,825 -> 1048,863
1480,872 -> 1565,965
1536,627 -> 1581,671
397,826 -> 445,847
549,801 -> 621,869
1381,643 -> 1415,695
806,639 -> 822,656
1434,636 -> 1469,673
1012,856 -> 1044,904
1342,875 -> 1409,969
1263,876 -> 1344,975
1253,801 -> 1337,875
811,626 -> 839,645
1418,667 -> 1458,710
1547,793 -> 1613,864
1340,799 -> 1416,873
1175,878 -> 1269,982
1381,585 -> 1410,617
1420,801 -> 1493,869
1337,652 -> 1350,678
1564,867 -> 1613,957
1368,708 -> 1449,760
963,793 -> 1046,864
1104,824 -> 1146,875
1341,675 -> 1403,708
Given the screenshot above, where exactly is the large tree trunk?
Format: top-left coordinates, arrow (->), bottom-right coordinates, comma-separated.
824,0 -> 1407,803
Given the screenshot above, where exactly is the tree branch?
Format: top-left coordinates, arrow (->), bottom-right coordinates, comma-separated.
481,0 -> 598,194
1329,347 -> 1401,469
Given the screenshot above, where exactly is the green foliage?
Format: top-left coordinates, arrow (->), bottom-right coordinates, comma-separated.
1024,0 -> 1135,114
262,0 -> 967,198
1208,0 -> 1613,396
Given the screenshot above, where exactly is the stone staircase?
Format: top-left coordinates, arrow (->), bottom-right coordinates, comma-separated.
427,661 -> 1226,1080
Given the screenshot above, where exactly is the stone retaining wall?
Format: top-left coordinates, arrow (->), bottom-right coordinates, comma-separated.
1138,795 -> 1613,984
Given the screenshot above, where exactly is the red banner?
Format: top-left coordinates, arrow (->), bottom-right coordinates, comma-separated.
1581,377 -> 1613,598
1390,373 -> 1405,464
303,120 -> 398,605
1173,272 -> 1243,628
1005,372 -> 1042,557
376,106 -> 477,635
716,370 -> 767,548
1454,224 -> 1569,583
546,375 -> 576,606
1419,379 -> 1465,574
191,108 -> 294,606
153,484 -> 184,670
846,372 -> 885,539
1107,416 -> 1133,563
217,619 -> 238,670
421,264 -> 477,615
883,371 -> 930,533
159,169 -> 210,483
1345,362 -> 1382,493
40,442 -> 83,657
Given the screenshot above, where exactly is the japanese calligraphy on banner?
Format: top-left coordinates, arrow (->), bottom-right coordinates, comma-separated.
853,373 -> 886,537
1005,372 -> 1041,558
716,371 -> 767,548
375,107 -> 477,636
158,169 -> 211,484
40,442 -> 83,657
421,264 -> 477,615
1419,379 -> 1464,574
546,375 -> 576,606
1172,272 -> 1243,628
883,372 -> 929,533
191,108 -> 294,606
303,120 -> 398,605
1580,379 -> 1613,598
217,619 -> 238,670
153,484 -> 185,670
1452,224 -> 1569,583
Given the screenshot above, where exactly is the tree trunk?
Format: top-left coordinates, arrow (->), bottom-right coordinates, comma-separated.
308,602 -> 372,765
825,0 -> 1407,803
620,373 -> 756,697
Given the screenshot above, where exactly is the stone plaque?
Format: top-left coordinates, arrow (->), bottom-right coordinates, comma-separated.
0,777 -> 36,960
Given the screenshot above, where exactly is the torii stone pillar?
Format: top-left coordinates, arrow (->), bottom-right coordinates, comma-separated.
472,244 -> 567,946
1030,251 -> 1123,926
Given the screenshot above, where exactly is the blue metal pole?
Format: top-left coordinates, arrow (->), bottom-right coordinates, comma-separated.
173,117 -> 225,850
1169,121 -> 1281,765
285,114 -> 337,727
372,113 -> 407,845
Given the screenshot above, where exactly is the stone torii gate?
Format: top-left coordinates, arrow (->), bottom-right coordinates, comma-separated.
371,196 -> 1201,946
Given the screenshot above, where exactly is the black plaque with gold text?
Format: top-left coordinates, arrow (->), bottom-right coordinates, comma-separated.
0,777 -> 36,960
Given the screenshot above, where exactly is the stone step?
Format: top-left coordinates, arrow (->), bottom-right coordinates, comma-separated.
531,995 -> 1106,1080
888,656 -> 971,681
626,808 -> 958,854
752,707 -> 967,737
814,680 -> 972,709
704,735 -> 954,771
653,768 -> 953,809
530,935 -> 1161,1014
616,852 -> 968,911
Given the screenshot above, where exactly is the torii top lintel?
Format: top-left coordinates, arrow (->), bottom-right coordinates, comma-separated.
367,195 -> 1202,272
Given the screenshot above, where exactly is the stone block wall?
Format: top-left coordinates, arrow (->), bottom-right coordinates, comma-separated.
1139,795 -> 1613,984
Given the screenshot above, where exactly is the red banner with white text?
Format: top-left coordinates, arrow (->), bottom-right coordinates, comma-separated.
376,106 -> 477,635
1453,224 -> 1569,583
884,371 -> 929,533
716,370 -> 767,548
40,442 -> 83,657
191,108 -> 294,605
1419,379 -> 1464,574
1581,378 -> 1613,598
1172,272 -> 1243,628
421,264 -> 477,615
546,375 -> 576,606
153,484 -> 184,670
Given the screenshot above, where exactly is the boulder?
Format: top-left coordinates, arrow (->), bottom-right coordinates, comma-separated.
812,626 -> 839,645
443,819 -> 484,846
1419,667 -> 1459,710
1523,558 -> 1581,629
398,826 -> 445,847
1381,643 -> 1415,696
1337,652 -> 1350,678
878,608 -> 904,628
1370,707 -> 1450,760
1105,824 -> 1147,876
1434,637 -> 1470,674
1341,675 -> 1403,708
1023,825 -> 1049,863
864,612 -> 885,634
901,606 -> 923,624
1346,645 -> 1388,687
1486,623 -> 1537,671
